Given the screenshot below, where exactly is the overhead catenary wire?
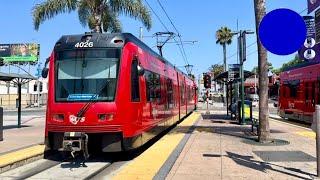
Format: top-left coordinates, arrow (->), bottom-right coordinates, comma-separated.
144,0 -> 189,67
157,0 -> 189,65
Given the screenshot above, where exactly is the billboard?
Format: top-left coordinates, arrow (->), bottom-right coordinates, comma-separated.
0,43 -> 39,64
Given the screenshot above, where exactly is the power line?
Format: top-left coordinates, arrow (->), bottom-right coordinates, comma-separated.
157,0 -> 189,65
144,0 -> 189,67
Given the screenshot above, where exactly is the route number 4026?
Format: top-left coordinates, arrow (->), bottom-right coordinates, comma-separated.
74,42 -> 94,48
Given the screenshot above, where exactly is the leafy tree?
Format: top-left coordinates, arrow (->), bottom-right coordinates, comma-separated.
209,64 -> 224,78
251,62 -> 273,74
32,0 -> 152,33
271,54 -> 303,74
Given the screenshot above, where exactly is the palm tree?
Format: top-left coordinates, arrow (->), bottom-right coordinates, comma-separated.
254,0 -> 270,143
216,27 -> 233,72
32,0 -> 152,33
216,27 -> 233,100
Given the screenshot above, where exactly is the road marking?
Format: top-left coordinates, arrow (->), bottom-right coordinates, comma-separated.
0,145 -> 45,168
111,112 -> 201,180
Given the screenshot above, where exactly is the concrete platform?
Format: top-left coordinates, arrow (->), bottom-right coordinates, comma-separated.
166,110 -> 317,180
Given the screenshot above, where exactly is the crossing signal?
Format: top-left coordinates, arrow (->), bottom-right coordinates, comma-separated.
203,74 -> 211,89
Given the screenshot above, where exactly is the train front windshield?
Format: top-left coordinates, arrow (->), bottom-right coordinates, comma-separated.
55,49 -> 120,102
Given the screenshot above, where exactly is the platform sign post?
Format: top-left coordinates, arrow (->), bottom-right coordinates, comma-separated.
315,105 -> 320,177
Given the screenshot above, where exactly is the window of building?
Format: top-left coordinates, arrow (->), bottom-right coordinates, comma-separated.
131,59 -> 140,102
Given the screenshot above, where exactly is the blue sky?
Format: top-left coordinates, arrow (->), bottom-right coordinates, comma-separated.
0,0 -> 309,78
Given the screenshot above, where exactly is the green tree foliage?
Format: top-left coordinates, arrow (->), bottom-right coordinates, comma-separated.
251,62 -> 273,74
209,64 -> 224,78
271,54 -> 303,74
32,0 -> 152,33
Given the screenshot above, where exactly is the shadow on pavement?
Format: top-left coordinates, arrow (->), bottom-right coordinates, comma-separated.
3,125 -> 31,130
202,152 -> 315,179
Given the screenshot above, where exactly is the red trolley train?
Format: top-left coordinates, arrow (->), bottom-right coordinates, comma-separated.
278,62 -> 320,123
42,33 -> 197,155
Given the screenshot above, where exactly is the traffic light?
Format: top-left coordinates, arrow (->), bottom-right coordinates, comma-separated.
203,74 -> 211,89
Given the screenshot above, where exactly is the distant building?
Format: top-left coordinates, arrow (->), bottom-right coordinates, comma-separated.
0,77 -> 48,108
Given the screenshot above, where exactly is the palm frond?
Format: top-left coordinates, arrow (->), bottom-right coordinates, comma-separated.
32,0 -> 78,31
78,0 -> 90,27
110,0 -> 151,30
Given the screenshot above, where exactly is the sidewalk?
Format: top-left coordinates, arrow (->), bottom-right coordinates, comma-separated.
166,109 -> 317,179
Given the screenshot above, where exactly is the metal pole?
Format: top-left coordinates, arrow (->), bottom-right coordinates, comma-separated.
37,79 -> 40,107
139,27 -> 143,41
18,81 -> 21,128
241,62 -> 245,124
316,105 -> 320,177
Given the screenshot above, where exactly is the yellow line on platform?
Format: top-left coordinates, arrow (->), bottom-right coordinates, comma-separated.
112,112 -> 201,180
0,145 -> 45,168
295,131 -> 316,139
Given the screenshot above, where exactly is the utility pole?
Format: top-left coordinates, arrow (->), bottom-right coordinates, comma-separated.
239,30 -> 254,125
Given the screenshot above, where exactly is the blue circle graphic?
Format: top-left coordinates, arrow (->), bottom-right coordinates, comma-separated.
259,8 -> 306,55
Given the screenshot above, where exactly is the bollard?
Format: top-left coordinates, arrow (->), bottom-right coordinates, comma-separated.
316,105 -> 320,177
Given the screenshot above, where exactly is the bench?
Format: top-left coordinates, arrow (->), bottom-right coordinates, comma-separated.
251,117 -> 259,134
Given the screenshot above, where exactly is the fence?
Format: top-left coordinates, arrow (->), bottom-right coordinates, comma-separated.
0,93 -> 48,109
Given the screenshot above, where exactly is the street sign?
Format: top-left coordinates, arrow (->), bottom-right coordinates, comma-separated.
0,43 -> 39,64
308,0 -> 320,14
228,64 -> 240,81
298,16 -> 319,62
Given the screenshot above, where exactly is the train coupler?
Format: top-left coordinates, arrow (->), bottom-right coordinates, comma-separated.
62,132 -> 89,160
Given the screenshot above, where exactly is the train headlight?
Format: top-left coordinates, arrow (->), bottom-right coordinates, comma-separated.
52,114 -> 64,122
98,114 -> 114,121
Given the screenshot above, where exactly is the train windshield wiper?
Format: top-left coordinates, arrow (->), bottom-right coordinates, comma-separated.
76,81 -> 109,118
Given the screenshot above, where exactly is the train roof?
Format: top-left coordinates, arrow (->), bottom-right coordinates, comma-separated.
54,32 -> 190,78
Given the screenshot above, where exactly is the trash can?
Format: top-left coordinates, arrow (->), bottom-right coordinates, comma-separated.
237,100 -> 253,124
0,107 -> 3,141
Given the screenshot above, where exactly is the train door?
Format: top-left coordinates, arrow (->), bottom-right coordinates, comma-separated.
130,57 -> 144,126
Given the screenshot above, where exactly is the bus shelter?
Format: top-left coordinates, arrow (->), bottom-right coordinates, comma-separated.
214,70 -> 254,117
0,72 -> 36,128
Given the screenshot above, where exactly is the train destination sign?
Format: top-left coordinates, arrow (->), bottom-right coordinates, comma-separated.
0,43 -> 40,64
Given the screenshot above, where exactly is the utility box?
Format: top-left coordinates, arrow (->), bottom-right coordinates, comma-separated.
237,100 -> 252,124
0,107 -> 3,141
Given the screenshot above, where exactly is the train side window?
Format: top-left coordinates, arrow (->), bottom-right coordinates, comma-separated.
145,71 -> 161,102
290,85 -> 298,98
180,80 -> 185,104
131,59 -> 140,102
166,78 -> 174,108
